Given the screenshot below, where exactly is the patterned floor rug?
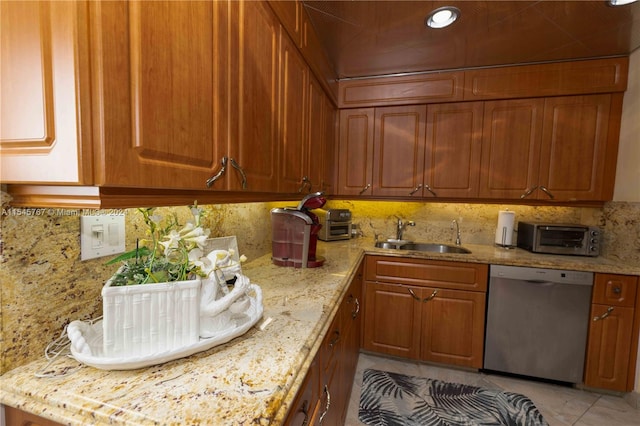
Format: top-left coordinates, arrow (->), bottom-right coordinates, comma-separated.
359,369 -> 549,426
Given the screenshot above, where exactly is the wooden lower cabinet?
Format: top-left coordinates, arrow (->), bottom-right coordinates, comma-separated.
285,261 -> 363,425
584,273 -> 639,392
363,281 -> 422,359
420,288 -> 486,368
3,405 -> 63,426
286,356 -> 321,425
363,256 -> 488,369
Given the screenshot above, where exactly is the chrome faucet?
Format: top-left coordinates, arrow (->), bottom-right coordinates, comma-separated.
451,219 -> 461,245
396,217 -> 415,240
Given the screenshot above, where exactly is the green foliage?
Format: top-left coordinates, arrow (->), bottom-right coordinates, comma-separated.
105,203 -> 210,286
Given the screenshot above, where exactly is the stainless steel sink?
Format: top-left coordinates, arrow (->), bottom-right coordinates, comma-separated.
374,241 -> 471,254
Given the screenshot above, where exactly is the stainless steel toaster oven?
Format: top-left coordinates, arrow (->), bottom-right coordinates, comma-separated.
316,209 -> 352,241
516,222 -> 601,257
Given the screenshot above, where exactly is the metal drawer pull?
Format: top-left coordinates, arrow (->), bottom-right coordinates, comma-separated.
352,298 -> 360,318
593,306 -> 614,321
423,289 -> 438,302
359,183 -> 371,195
319,385 -> 331,424
408,288 -> 421,301
520,186 -> 538,199
539,185 -> 555,199
424,184 -> 437,197
409,184 -> 423,195
229,158 -> 247,189
205,156 -> 228,187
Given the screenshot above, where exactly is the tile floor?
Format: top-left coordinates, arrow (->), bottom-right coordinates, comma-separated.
344,353 -> 640,426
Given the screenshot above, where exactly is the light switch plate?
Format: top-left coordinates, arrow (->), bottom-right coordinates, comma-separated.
80,214 -> 126,261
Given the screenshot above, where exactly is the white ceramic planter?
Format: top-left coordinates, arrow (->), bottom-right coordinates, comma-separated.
101,274 -> 201,358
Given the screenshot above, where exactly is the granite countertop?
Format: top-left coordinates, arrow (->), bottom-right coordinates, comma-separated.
1,239 -> 638,426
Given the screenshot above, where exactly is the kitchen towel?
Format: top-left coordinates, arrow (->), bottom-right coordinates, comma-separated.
494,210 -> 515,246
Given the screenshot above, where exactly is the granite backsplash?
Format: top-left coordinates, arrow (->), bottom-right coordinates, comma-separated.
1,195 -> 638,374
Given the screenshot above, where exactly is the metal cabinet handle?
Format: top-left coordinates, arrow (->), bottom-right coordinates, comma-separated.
359,183 -> 371,195
298,176 -> 311,193
423,289 -> 438,302
409,184 -> 423,195
539,185 -> 555,199
593,306 -> 614,321
424,184 -> 437,197
328,330 -> 340,348
520,186 -> 538,199
300,400 -> 310,426
352,298 -> 360,319
206,156 -> 228,188
229,158 -> 247,189
408,288 -> 421,301
318,384 -> 331,424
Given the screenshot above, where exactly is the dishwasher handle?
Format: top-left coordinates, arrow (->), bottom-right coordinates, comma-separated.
525,280 -> 556,286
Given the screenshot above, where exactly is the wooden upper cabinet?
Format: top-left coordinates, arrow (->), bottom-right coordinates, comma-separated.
307,74 -> 337,195
0,1 -> 92,185
229,0 -> 280,192
268,0 -> 303,47
478,98 -> 545,199
538,94 -> 619,202
423,102 -> 483,198
372,105 -> 426,197
337,108 -> 375,196
90,1 -> 227,190
338,72 -> 464,108
463,58 -> 628,101
277,27 -> 309,193
320,92 -> 337,195
479,94 -> 620,202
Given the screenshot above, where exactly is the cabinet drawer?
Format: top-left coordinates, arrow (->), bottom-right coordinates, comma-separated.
592,274 -> 638,307
365,256 -> 488,292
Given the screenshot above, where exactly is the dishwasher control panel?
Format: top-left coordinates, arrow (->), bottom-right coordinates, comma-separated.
490,264 -> 594,285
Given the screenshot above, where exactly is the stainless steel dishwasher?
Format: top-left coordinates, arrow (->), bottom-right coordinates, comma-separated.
484,265 -> 593,384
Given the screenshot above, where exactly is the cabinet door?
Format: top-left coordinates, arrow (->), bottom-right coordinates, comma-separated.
320,97 -> 337,195
229,1 -> 280,192
584,304 -> 635,391
372,105 -> 427,197
0,1 -> 92,184
423,102 -> 483,198
337,108 -> 374,196
307,75 -> 328,194
90,1 -> 227,189
363,281 -> 422,359
538,94 -> 616,201
420,288 -> 486,368
278,28 -> 309,193
478,98 -> 544,199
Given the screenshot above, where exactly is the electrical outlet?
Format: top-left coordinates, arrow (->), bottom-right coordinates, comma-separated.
80,214 -> 126,261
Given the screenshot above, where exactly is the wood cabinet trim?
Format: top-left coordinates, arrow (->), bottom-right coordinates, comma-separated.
338,72 -> 464,108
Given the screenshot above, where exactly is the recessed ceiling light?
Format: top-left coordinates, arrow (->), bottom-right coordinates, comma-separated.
608,0 -> 638,5
425,6 -> 460,29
